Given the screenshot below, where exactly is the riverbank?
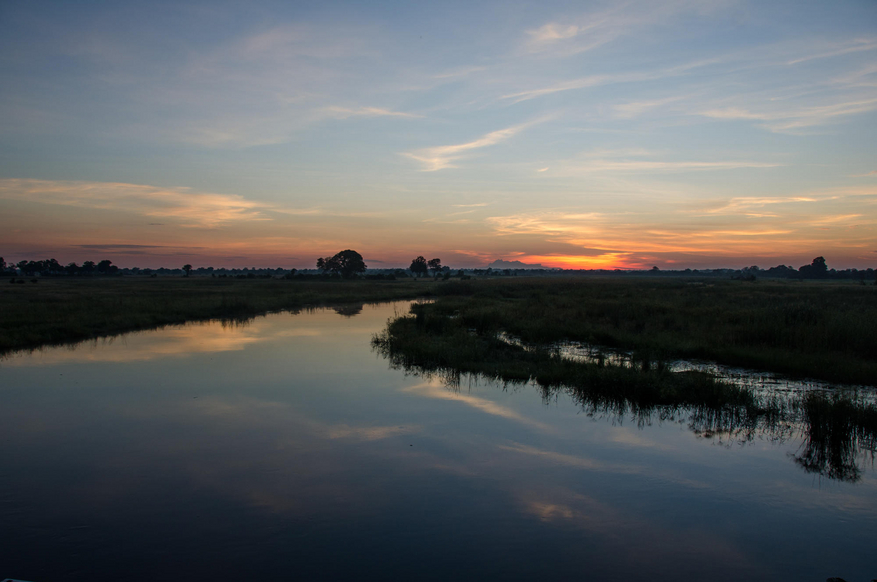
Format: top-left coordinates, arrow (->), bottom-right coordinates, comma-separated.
421,277 -> 876,386
4,276 -> 875,386
0,277 -> 437,355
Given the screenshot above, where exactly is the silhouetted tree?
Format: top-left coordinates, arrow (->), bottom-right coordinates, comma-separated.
44,258 -> 62,273
81,261 -> 95,274
428,258 -> 442,277
799,256 -> 828,279
183,264 -> 193,277
409,256 -> 428,277
320,250 -> 367,278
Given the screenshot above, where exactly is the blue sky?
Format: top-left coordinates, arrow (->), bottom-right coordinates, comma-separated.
1,0 -> 875,268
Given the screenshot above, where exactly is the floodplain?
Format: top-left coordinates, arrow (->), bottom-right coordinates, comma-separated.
1,277 -> 875,580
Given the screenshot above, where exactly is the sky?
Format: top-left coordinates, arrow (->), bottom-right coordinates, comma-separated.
1,0 -> 875,270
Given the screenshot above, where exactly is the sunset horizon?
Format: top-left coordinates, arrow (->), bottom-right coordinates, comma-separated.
3,3 -> 877,578
2,0 -> 875,269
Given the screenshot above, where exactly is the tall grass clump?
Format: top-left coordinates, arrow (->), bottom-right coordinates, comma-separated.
793,391 -> 877,481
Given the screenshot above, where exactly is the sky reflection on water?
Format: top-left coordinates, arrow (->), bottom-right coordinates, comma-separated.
0,302 -> 875,581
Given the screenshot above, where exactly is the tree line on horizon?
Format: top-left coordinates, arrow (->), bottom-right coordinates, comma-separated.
2,253 -> 875,282
313,250 -> 453,279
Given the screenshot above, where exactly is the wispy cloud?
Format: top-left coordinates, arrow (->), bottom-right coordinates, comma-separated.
321,106 -> 422,119
402,380 -> 554,433
432,66 -> 488,79
325,424 -> 419,441
613,95 -> 687,119
563,160 -> 779,174
0,179 -> 279,227
701,196 -> 824,215
480,183 -> 877,267
786,38 -> 877,65
402,118 -> 547,171
501,57 -> 722,103
521,2 -> 735,58
487,211 -> 604,237
524,21 -> 613,56
701,98 -> 877,132
540,149 -> 779,176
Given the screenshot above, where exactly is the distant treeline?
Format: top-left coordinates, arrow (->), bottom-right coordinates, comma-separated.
2,255 -> 874,281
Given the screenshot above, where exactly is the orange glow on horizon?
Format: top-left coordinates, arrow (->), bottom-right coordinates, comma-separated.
517,254 -> 640,270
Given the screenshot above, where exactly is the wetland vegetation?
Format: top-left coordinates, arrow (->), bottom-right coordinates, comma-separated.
4,275 -> 874,383
372,278 -> 877,481
423,277 -> 877,385
5,274 -> 876,480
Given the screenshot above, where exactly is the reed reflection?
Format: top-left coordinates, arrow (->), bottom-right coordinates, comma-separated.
373,315 -> 877,482
333,304 -> 364,317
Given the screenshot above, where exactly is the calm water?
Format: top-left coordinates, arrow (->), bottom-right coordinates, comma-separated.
1,302 -> 874,581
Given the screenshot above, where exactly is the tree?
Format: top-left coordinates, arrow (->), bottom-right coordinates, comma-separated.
409,256 -> 428,277
319,250 -> 367,278
45,258 -> 62,273
81,261 -> 95,274
183,264 -> 193,277
799,256 -> 828,279
428,258 -> 442,277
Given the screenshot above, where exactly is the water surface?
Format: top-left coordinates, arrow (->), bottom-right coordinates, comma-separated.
1,302 -> 874,581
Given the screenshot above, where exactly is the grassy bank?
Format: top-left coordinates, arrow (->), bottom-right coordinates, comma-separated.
372,293 -> 877,481
5,275 -> 874,385
372,308 -> 757,413
0,277 -> 436,355
423,277 -> 877,385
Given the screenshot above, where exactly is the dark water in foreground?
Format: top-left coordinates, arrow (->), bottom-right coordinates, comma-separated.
1,302 -> 875,581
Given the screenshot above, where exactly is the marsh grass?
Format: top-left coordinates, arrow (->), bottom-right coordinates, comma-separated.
0,277 -> 436,356
430,277 -> 877,385
373,307 -> 757,412
373,296 -> 877,482
794,391 -> 877,481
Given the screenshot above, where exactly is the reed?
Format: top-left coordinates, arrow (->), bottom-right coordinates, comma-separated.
372,301 -> 877,482
429,277 -> 877,385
